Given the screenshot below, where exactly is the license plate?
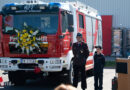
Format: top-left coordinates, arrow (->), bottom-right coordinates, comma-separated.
0,65 -> 8,68
22,59 -> 36,63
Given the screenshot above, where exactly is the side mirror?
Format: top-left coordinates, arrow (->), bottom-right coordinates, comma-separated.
61,11 -> 66,16
68,26 -> 74,32
59,35 -> 65,39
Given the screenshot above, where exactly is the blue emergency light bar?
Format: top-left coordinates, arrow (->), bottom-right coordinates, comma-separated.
49,2 -> 61,7
4,2 -> 61,8
5,3 -> 16,7
2,2 -> 60,15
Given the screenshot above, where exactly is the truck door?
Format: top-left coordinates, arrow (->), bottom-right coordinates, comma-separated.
61,11 -> 73,54
0,15 -> 3,56
77,11 -> 86,42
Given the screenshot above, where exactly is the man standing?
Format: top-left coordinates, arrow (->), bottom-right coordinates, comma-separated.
94,46 -> 105,90
72,33 -> 89,90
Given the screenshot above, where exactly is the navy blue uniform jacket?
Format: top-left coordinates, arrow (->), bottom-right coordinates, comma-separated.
72,42 -> 89,66
94,52 -> 105,73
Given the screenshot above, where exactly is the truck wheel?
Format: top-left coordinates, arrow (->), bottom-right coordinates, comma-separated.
66,61 -> 74,84
8,71 -> 15,83
86,69 -> 94,77
8,71 -> 26,86
89,69 -> 94,76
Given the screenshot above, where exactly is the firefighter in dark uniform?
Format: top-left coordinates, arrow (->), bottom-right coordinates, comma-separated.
94,46 -> 105,90
72,33 -> 89,90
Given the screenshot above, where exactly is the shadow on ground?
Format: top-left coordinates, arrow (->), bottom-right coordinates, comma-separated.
1,75 -> 67,90
0,71 -> 94,90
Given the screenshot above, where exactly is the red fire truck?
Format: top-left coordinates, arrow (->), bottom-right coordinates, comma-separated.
0,1 -> 102,85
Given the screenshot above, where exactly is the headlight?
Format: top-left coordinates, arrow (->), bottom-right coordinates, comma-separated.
38,60 -> 44,64
11,60 -> 20,64
11,60 -> 18,64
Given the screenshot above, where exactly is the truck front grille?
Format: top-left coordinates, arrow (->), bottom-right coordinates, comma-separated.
18,64 -> 38,69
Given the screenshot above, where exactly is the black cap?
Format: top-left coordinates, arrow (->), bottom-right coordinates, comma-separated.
76,33 -> 82,37
95,45 -> 102,49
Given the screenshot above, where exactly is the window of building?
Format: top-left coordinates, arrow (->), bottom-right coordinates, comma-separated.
79,14 -> 84,29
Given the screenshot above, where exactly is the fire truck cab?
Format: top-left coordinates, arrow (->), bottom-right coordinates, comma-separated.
0,1 -> 102,85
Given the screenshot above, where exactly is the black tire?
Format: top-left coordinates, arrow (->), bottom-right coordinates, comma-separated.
8,71 -> 26,86
86,69 -> 94,77
65,61 -> 74,84
8,71 -> 15,83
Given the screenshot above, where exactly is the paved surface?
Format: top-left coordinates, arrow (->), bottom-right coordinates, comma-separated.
0,69 -> 115,90
77,68 -> 115,90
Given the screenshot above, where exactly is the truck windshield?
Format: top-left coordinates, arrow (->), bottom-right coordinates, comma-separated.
4,14 -> 58,34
